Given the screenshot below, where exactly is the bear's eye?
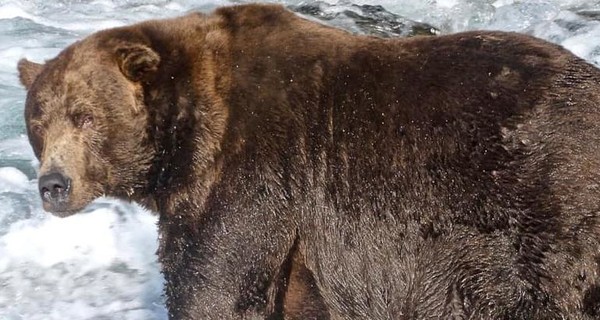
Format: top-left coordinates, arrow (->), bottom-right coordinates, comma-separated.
76,114 -> 94,129
31,123 -> 44,137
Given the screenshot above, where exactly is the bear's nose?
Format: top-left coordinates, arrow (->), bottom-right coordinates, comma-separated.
38,172 -> 71,205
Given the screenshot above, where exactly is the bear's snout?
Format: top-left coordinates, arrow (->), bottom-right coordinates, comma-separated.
38,171 -> 72,214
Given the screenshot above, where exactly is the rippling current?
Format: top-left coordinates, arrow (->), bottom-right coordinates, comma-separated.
1,0 -> 600,318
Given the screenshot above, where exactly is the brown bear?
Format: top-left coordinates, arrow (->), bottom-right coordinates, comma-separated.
17,3 -> 600,319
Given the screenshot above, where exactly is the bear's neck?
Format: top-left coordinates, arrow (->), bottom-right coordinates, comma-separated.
139,17 -> 231,217
136,9 -> 358,218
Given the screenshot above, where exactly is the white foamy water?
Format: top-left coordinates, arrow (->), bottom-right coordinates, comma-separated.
1,0 -> 600,319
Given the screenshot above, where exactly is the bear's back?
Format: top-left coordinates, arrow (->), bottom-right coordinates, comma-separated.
215,11 -> 600,316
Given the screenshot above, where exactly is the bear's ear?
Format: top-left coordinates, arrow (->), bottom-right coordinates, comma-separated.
115,44 -> 160,82
18,59 -> 44,90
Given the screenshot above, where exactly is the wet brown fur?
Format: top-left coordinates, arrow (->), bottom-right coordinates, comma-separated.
17,3 -> 600,319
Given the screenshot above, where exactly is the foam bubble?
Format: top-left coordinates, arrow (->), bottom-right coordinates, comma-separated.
0,2 -> 37,21
0,167 -> 29,192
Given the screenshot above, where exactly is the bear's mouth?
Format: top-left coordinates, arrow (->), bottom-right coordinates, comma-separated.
42,201 -> 84,218
48,208 -> 80,218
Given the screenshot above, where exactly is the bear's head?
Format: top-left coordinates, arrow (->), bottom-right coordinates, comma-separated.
18,31 -> 161,217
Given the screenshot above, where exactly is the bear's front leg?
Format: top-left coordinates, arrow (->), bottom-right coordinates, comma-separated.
157,186 -> 298,320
